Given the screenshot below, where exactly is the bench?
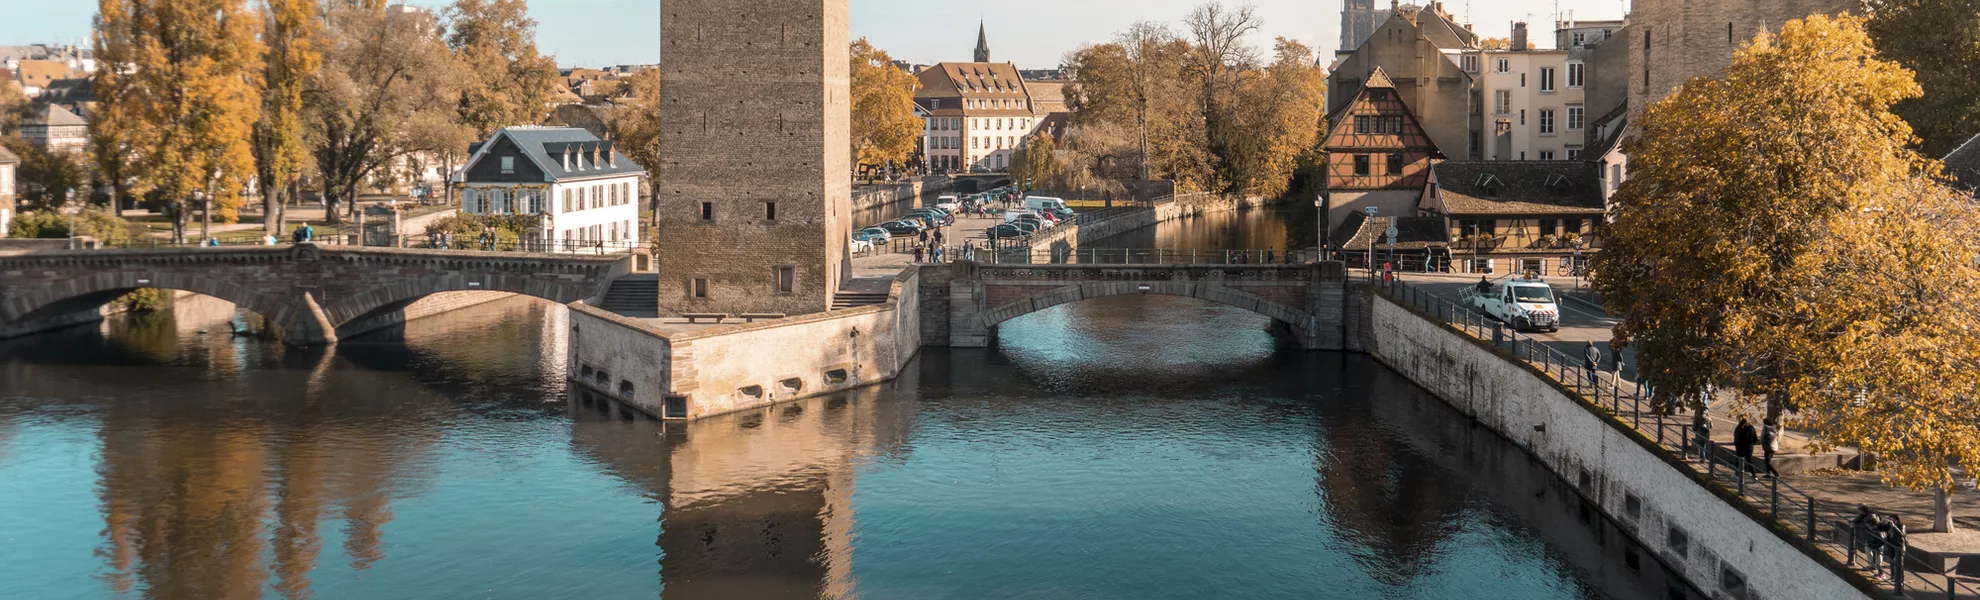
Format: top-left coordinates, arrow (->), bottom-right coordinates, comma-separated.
739,313 -> 788,323
682,313 -> 728,324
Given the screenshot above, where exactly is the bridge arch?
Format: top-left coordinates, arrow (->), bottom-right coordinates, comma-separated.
320,268 -> 608,339
981,281 -> 1315,330
1,270 -> 295,338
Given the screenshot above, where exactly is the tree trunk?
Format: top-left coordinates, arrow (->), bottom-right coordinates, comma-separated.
1937,487 -> 1955,533
200,195 -> 211,243
323,180 -> 342,226
263,183 -> 280,238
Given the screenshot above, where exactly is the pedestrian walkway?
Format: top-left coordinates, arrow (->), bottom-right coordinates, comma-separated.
1378,276 -> 1980,599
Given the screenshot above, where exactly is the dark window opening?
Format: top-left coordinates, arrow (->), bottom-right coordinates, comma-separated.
663,395 -> 688,419
595,370 -> 610,385
691,278 -> 709,299
780,377 -> 803,392
1727,22 -> 1734,44
1624,493 -> 1642,520
1625,547 -> 1642,572
824,369 -> 849,384
1668,526 -> 1690,558
618,381 -> 635,399
1540,219 -> 1559,236
700,202 -> 713,220
739,385 -> 764,398
774,267 -> 795,294
1721,566 -> 1747,598
765,201 -> 777,221
1386,153 -> 1404,175
1353,154 -> 1370,176
580,365 -> 594,379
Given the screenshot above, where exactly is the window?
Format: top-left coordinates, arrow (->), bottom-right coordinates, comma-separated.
1540,219 -> 1559,235
1667,526 -> 1690,559
1566,146 -> 1582,160
609,184 -> 618,205
1539,109 -> 1556,134
1495,57 -> 1509,73
1565,218 -> 1584,234
773,267 -> 794,294
972,137 -> 979,149
1539,150 -> 1555,160
1355,115 -> 1369,134
1519,109 -> 1526,125
1539,67 -> 1556,92
1567,106 -> 1584,131
700,202 -> 713,221
1728,22 -> 1735,44
500,156 -> 515,174
1567,62 -> 1585,88
1573,32 -> 1586,47
1520,72 -> 1527,87
1386,153 -> 1404,175
690,278 -> 709,298
1469,131 -> 1480,157
1353,154 -> 1370,176
1494,90 -> 1511,114
1461,54 -> 1478,72
765,201 -> 777,221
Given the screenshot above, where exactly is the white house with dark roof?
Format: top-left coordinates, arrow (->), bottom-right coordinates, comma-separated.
452,126 -> 647,250
21,103 -> 87,154
1418,160 -> 1607,275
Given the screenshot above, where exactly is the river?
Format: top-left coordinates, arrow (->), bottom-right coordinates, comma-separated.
0,212 -> 1699,600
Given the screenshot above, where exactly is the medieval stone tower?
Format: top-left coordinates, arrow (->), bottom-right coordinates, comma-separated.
1625,0 -> 1855,116
655,0 -> 852,316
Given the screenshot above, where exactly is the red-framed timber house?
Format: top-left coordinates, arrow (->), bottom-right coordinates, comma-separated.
1318,66 -> 1445,253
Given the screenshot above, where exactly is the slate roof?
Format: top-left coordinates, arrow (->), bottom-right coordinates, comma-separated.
1430,161 -> 1605,216
466,126 -> 645,182
1329,213 -> 1451,251
1945,132 -> 1980,195
28,103 -> 87,127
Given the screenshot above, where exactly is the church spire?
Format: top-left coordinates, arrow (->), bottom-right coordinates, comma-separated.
974,21 -> 991,62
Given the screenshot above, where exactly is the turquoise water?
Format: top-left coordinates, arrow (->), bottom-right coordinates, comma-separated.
0,295 -> 1691,599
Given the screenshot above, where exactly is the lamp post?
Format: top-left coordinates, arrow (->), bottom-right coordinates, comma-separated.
195,190 -> 210,245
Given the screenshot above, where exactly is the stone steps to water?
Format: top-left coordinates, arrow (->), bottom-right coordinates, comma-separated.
599,274 -> 660,318
832,291 -> 888,310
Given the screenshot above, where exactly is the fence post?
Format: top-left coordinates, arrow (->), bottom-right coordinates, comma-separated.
1770,476 -> 1779,516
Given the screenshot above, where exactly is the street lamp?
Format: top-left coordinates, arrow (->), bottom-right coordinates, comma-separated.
194,190 -> 209,245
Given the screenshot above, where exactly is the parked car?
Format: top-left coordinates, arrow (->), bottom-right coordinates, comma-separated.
850,237 -> 874,253
934,196 -> 961,212
985,223 -> 1027,240
1046,207 -> 1076,222
1008,220 -> 1041,234
879,220 -> 924,236
907,209 -> 952,226
854,227 -> 892,243
899,214 -> 939,229
1011,213 -> 1051,230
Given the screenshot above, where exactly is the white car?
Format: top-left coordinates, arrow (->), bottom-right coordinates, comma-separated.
850,237 -> 875,253
935,195 -> 961,212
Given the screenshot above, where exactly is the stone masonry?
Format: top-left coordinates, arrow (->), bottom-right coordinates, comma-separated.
0,245 -> 629,344
655,0 -> 851,317
1625,0 -> 1856,117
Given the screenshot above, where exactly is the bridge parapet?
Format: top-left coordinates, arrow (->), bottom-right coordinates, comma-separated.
939,260 -> 1347,350
0,244 -> 630,345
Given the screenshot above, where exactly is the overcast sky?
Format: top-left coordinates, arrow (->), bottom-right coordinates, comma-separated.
3,0 -> 1629,69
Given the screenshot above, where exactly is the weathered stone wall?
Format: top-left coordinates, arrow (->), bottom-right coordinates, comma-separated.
1366,293 -> 1872,600
569,267 -> 923,420
1625,0 -> 1856,117
655,0 -> 851,317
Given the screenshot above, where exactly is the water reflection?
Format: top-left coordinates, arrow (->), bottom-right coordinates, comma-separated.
0,289 -> 1697,600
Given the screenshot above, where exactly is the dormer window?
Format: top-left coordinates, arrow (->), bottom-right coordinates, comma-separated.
500,156 -> 514,174
562,146 -> 571,170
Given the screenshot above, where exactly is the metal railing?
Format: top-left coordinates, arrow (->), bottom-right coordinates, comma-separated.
402,234 -> 646,255
1375,274 -> 1976,599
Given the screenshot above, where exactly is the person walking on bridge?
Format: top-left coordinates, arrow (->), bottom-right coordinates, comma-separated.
1850,505 -> 1879,567
1583,341 -> 1602,390
1733,416 -> 1760,476
1761,419 -> 1781,478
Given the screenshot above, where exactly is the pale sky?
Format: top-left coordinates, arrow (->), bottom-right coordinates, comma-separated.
0,0 -> 1629,69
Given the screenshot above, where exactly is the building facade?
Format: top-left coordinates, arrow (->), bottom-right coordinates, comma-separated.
914,61 -> 1048,173
1417,161 -> 1606,275
21,104 -> 87,154
1469,46 -> 1588,162
1328,2 -> 1478,160
655,0 -> 851,317
1320,67 -> 1444,244
1625,0 -> 1856,116
452,127 -> 646,250
1339,0 -> 1395,51
0,145 -> 17,238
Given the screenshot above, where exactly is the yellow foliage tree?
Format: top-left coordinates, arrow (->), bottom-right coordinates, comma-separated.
446,0 -> 560,136
93,0 -> 264,243
252,0 -> 322,237
1596,14 -> 1980,530
849,39 -> 921,177
606,68 -> 662,208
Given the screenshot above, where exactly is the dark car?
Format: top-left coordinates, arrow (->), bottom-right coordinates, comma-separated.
906,209 -> 951,226
1047,207 -> 1076,221
899,214 -> 939,229
879,220 -> 924,236
985,223 -> 1027,240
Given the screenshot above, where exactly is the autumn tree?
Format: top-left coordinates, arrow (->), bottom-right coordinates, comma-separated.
1867,0 -> 1980,156
307,3 -> 464,225
252,0 -> 321,237
1227,38 -> 1327,198
2,138 -> 89,211
606,68 -> 662,208
1596,14 -> 1980,530
445,0 -> 560,136
1065,31 -> 1211,190
1010,133 -> 1057,190
850,39 -> 921,177
92,0 -> 264,243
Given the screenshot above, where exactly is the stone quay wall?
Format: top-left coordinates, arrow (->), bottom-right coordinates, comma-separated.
568,267 -> 925,420
1365,292 -> 1871,600
853,176 -> 952,214
1008,192 -> 1273,264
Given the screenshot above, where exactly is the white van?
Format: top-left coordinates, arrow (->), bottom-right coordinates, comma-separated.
1023,196 -> 1069,213
935,195 -> 961,212
1469,275 -> 1561,332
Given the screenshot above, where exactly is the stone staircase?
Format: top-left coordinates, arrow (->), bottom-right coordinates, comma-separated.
832,291 -> 889,310
598,274 -> 659,318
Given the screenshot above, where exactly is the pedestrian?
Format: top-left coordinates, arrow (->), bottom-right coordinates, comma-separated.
1761,419 -> 1781,477
1382,261 -> 1393,282
1881,515 -> 1907,585
1264,247 -> 1276,264
1692,414 -> 1713,459
918,229 -> 929,244
1733,416 -> 1759,475
1849,505 -> 1878,567
933,229 -> 945,245
1475,275 -> 1492,295
912,244 -> 924,263
1583,341 -> 1602,389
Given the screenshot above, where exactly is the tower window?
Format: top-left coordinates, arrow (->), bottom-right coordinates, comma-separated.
765,201 -> 777,221
773,267 -> 795,294
690,278 -> 709,299
700,202 -> 713,220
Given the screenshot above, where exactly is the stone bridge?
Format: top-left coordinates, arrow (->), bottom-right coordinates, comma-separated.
0,244 -> 631,345
937,261 -> 1348,350
947,174 -> 1011,194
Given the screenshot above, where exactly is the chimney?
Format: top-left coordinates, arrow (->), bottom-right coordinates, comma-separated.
562,145 -> 571,170
1512,21 -> 1529,51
